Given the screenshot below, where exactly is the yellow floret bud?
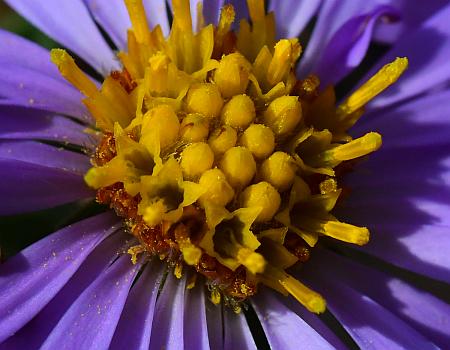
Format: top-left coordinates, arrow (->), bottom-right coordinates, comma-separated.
260,152 -> 296,191
240,124 -> 275,159
179,113 -> 210,143
214,53 -> 252,98
208,125 -> 237,155
180,142 -> 214,179
239,182 -> 281,222
220,146 -> 256,188
221,94 -> 256,129
263,96 -> 302,136
199,168 -> 235,207
186,83 -> 224,118
141,104 -> 180,149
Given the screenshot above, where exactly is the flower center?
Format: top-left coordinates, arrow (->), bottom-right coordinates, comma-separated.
51,0 -> 407,313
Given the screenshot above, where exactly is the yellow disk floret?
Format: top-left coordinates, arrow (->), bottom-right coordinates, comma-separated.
214,53 -> 252,98
220,146 -> 256,188
263,95 -> 302,136
199,168 -> 235,207
260,152 -> 297,191
141,104 -> 180,149
221,94 -> 256,129
208,125 -> 238,155
181,142 -> 215,179
240,124 -> 275,159
239,181 -> 281,222
180,113 -> 210,143
186,83 -> 224,118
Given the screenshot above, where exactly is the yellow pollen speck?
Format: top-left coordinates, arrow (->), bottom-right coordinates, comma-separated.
211,289 -> 221,305
127,245 -> 146,264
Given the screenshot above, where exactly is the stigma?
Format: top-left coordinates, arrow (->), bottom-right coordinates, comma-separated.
51,0 -> 407,314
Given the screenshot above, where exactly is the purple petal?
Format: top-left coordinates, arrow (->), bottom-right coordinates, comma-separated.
0,29 -> 61,78
203,0 -> 223,25
300,264 -> 440,349
337,91 -> 450,283
0,106 -> 96,148
110,260 -> 165,350
252,290 -> 336,350
315,5 -> 399,86
41,253 -> 141,350
205,302 -> 223,350
84,0 -> 131,50
374,0 -> 448,43
298,0 -> 383,77
228,0 -> 249,27
149,272 -> 186,350
144,0 -> 170,36
0,63 -> 90,121
366,3 -> 450,110
0,212 -> 118,343
223,308 -> 257,350
0,140 -> 92,215
0,29 -> 89,122
3,0 -> 119,75
269,0 -> 321,39
1,230 -> 129,348
354,89 -> 450,149
0,159 -> 93,215
0,140 -> 90,174
306,249 -> 450,348
184,283 -> 210,350
279,296 -> 347,349
85,0 -> 170,49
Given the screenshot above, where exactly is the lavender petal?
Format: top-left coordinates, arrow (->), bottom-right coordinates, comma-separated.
223,308 -> 257,350
252,290 -> 336,350
149,273 -> 186,350
110,260 -> 165,350
0,212 -> 118,343
3,0 -> 119,75
269,0 -> 321,39
1,230 -> 129,348
366,3 -> 450,110
315,5 -> 399,86
41,253 -> 141,350
0,106 -> 95,148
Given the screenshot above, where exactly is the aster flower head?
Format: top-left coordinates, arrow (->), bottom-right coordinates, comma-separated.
1,0 -> 450,349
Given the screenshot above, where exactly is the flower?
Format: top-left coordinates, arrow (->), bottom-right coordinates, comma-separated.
1,0 -> 450,349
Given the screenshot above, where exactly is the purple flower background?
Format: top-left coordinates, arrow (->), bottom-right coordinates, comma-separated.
0,0 -> 450,349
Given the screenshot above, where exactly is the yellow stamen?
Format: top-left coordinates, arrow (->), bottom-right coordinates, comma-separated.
124,0 -> 151,43
50,49 -> 97,98
264,265 -> 326,313
179,242 -> 202,266
267,39 -> 301,86
318,132 -> 382,167
211,289 -> 221,305
217,4 -> 235,37
337,57 -> 408,116
187,274 -> 197,289
236,247 -> 266,274
322,221 -> 370,245
127,245 -> 146,264
319,178 -> 338,194
174,262 -> 183,279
